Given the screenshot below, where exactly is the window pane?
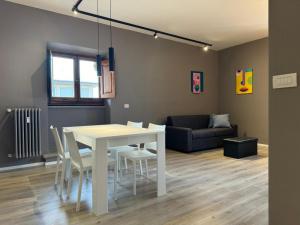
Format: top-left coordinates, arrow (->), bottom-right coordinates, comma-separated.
79,59 -> 99,98
51,56 -> 75,98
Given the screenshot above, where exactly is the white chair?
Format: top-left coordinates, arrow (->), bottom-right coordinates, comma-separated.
50,126 -> 92,197
64,131 -> 117,212
144,123 -> 166,151
109,121 -> 143,180
118,123 -> 166,196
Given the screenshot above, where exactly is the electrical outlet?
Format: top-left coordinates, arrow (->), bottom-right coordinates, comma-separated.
8,154 -> 13,158
124,104 -> 130,109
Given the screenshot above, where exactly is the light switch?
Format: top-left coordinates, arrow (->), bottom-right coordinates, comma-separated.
273,73 -> 297,89
124,104 -> 130,109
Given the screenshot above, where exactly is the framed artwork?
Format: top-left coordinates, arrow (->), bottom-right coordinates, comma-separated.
191,71 -> 204,94
236,68 -> 253,94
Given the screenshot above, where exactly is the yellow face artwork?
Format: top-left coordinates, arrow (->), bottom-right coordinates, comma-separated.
236,68 -> 253,94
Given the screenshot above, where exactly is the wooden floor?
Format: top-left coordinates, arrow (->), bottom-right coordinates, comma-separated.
0,147 -> 268,225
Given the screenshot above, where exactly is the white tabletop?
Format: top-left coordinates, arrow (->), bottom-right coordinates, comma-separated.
64,124 -> 164,139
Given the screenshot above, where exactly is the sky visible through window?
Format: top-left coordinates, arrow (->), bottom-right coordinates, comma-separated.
52,56 -> 74,81
51,56 -> 99,99
79,59 -> 98,83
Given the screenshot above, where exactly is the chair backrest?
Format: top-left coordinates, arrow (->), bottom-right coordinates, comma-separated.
64,131 -> 83,168
50,126 -> 65,159
127,121 -> 143,149
127,121 -> 143,128
145,123 -> 166,150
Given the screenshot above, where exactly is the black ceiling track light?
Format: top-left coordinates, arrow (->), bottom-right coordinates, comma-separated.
108,0 -> 115,72
72,0 -> 213,49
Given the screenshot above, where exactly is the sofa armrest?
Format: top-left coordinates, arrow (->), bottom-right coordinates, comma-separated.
166,126 -> 193,152
231,124 -> 238,137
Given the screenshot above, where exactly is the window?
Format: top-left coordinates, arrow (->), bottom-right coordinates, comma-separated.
48,51 -> 103,105
79,59 -> 99,99
51,56 -> 75,98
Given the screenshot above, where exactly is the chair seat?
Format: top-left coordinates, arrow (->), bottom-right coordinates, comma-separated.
120,150 -> 157,160
79,148 -> 93,156
72,155 -> 115,170
64,148 -> 92,159
109,146 -> 137,158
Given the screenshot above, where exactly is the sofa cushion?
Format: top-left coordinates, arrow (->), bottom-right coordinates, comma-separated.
208,114 -> 215,128
192,129 -> 216,139
212,114 -> 231,128
167,115 -> 210,129
211,128 -> 235,136
192,128 -> 235,139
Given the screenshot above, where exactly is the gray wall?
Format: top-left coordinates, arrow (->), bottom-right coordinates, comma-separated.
0,1 -> 219,166
218,38 -> 269,144
48,106 -> 108,152
110,28 -> 219,124
269,0 -> 300,224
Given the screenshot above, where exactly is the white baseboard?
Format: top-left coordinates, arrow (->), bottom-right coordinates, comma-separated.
258,143 -> 269,148
0,162 -> 44,172
45,160 -> 59,167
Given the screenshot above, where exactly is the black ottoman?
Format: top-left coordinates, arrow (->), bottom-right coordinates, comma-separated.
223,137 -> 258,159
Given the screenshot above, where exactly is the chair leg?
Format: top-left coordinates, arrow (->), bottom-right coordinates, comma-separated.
55,156 -> 60,186
118,154 -> 122,181
76,170 -> 83,212
133,160 -> 136,195
67,178 -> 72,199
118,152 -> 121,171
59,160 -> 66,197
124,157 -> 128,169
116,153 -> 120,181
145,159 -> 149,178
114,161 -> 117,200
86,169 -> 89,181
139,160 -> 143,175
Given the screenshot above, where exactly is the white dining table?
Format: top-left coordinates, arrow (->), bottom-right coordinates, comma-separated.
62,124 -> 166,216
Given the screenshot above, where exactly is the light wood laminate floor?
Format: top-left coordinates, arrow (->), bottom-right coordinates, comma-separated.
0,147 -> 268,225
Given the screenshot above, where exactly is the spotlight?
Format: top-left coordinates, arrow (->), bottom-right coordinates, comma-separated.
73,9 -> 78,15
153,32 -> 158,39
203,46 -> 209,52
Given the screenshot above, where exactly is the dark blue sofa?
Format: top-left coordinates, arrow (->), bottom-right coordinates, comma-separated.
166,115 -> 238,153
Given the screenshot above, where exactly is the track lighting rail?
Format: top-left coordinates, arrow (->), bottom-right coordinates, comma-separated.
72,0 -> 212,47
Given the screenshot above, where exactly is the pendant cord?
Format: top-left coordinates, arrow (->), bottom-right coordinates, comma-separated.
97,0 -> 100,54
109,0 -> 112,47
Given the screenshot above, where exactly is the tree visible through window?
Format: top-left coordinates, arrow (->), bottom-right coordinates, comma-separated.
48,51 -> 103,106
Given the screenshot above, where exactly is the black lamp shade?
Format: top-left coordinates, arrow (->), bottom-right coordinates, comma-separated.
108,47 -> 115,72
96,54 -> 102,76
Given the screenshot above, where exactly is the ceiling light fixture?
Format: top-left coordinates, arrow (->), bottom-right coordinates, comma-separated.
72,0 -> 213,48
203,46 -> 209,52
154,32 -> 158,39
73,9 -> 78,15
108,0 -> 115,72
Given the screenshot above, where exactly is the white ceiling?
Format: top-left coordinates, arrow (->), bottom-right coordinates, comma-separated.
6,0 -> 268,50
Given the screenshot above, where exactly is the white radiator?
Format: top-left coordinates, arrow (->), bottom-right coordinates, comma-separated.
14,108 -> 42,159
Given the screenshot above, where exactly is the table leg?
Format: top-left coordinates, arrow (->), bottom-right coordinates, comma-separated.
92,139 -> 108,215
156,132 -> 166,196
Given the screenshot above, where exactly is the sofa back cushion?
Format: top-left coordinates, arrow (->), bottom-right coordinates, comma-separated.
166,115 -> 210,129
